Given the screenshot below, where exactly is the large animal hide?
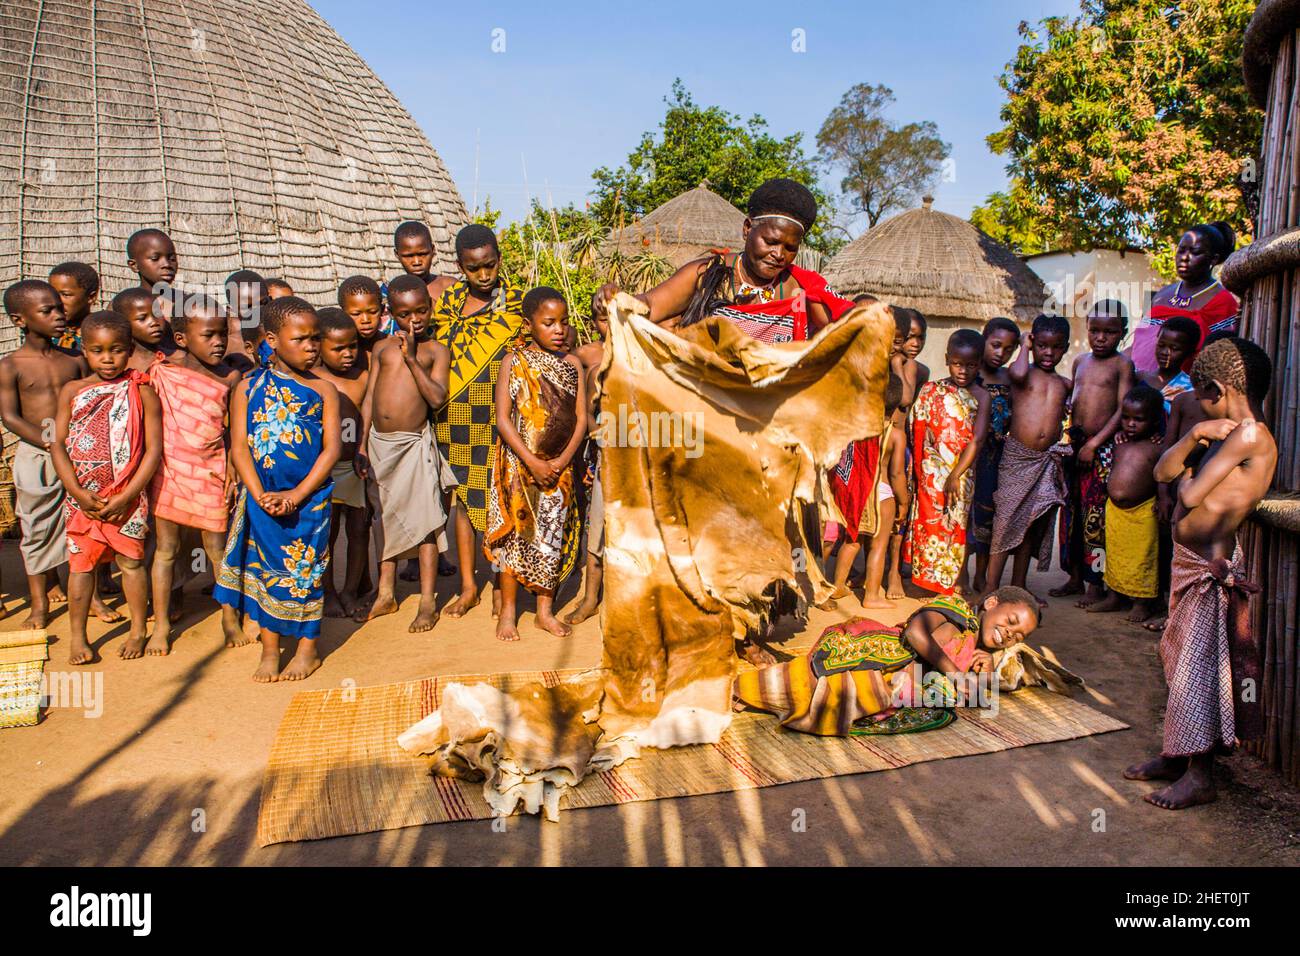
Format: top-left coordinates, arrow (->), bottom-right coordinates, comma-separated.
595,294 -> 896,745
398,294 -> 896,811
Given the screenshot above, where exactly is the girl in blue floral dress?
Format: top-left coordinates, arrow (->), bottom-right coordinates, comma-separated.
214,297 -> 341,682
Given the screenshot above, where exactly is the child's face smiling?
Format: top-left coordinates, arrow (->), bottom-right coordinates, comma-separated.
321,327 -> 359,373
48,274 -> 93,324
15,287 -> 67,341
396,235 -> 435,277
904,319 -> 926,359
980,599 -> 1036,650
946,344 -> 981,388
1086,315 -> 1125,357
180,311 -> 229,366
459,245 -> 500,296
82,326 -> 133,379
388,290 -> 431,338
1155,328 -> 1195,374
1120,397 -> 1155,439
341,291 -> 383,338
983,328 -> 1018,369
530,299 -> 570,352
131,235 -> 178,287
1030,330 -> 1067,371
124,303 -> 164,347
268,312 -> 320,372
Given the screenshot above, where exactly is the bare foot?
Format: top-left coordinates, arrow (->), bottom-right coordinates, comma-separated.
252,649 -> 281,683
1143,616 -> 1167,633
354,592 -> 399,623
92,596 -> 124,623
861,597 -> 896,610
1049,579 -> 1084,598
438,555 -> 457,577
1075,594 -> 1101,609
815,597 -> 839,612
324,591 -> 349,618
69,636 -> 94,665
1123,755 -> 1187,781
535,611 -> 572,638
1086,592 -> 1127,614
739,639 -> 777,667
399,560 -> 420,582
496,618 -> 520,642
1126,604 -> 1155,624
223,616 -> 253,648
21,606 -> 50,629
119,631 -> 148,660
886,574 -> 906,600
145,630 -> 170,657
564,602 -> 599,626
409,595 -> 439,633
98,572 -> 121,595
444,589 -> 481,619
492,589 -> 502,619
1145,772 -> 1216,810
279,646 -> 321,681
47,585 -> 67,604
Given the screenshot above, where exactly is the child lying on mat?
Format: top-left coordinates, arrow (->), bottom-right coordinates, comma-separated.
734,587 -> 1044,736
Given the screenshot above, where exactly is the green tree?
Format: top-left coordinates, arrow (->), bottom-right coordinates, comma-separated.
973,0 -> 1261,263
816,83 -> 950,228
590,80 -> 837,252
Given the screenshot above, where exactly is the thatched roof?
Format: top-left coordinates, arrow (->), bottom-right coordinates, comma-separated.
0,0 -> 468,352
605,181 -> 746,267
1243,0 -> 1300,106
823,197 -> 1048,323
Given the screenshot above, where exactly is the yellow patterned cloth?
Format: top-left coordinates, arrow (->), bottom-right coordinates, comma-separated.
432,278 -> 525,533
1103,496 -> 1159,599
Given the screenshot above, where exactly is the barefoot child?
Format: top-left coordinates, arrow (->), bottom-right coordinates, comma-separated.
48,261 -> 99,351
888,306 -> 929,591
147,294 -> 242,654
968,317 -> 1018,592
0,281 -> 85,627
486,286 -> 586,641
986,317 -> 1072,596
213,296 -> 340,682
1060,300 -> 1135,605
314,308 -> 371,618
907,329 -> 988,596
356,275 -> 456,632
50,311 -> 162,663
1125,338 -> 1276,810
1089,384 -> 1164,624
433,225 -> 527,619
564,311 -> 609,627
862,374 -> 910,608
736,586 -> 1042,735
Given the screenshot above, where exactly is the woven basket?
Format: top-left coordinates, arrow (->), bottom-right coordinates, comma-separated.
0,630 -> 49,728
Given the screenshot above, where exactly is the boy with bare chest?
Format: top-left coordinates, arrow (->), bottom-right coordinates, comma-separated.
1059,302 -> 1134,604
986,317 -> 1071,599
0,281 -> 86,625
1125,338 -> 1277,811
356,275 -> 456,632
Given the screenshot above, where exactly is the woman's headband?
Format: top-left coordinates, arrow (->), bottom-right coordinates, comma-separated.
750,214 -> 806,234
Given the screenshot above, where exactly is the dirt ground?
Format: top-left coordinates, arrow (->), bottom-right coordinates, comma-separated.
0,540 -> 1297,868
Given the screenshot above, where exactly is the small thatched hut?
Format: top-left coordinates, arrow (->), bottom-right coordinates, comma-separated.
823,197 -> 1049,371
605,181 -> 746,268
0,0 -> 468,356
1219,0 -> 1300,787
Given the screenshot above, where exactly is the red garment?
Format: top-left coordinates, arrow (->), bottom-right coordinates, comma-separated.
907,380 -> 977,595
705,253 -> 857,343
1131,283 -> 1239,375
829,436 -> 881,537
64,371 -> 149,572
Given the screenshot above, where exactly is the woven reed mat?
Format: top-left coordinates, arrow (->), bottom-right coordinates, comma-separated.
256,666 -> 1128,846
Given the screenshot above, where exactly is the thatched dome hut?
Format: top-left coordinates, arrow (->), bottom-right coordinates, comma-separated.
823,197 -> 1048,370
0,0 -> 468,350
605,181 -> 746,267
1219,0 -> 1300,787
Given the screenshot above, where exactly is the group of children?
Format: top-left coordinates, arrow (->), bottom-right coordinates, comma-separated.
1,221 -> 601,680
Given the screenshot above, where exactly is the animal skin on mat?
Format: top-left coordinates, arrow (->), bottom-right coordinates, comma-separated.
397,293 -> 898,817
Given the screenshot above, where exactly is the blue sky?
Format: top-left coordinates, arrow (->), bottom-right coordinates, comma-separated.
313,0 -> 1078,236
